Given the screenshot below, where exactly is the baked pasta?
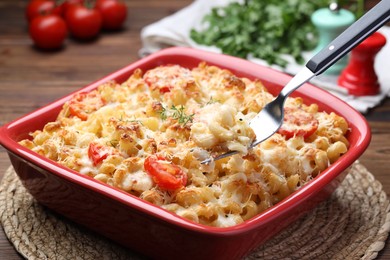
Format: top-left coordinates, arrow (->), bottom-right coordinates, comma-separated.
19,63 -> 349,227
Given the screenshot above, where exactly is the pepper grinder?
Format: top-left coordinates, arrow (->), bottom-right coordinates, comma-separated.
311,3 -> 355,75
338,32 -> 387,96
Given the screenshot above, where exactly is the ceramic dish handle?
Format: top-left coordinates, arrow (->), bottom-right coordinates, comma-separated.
306,0 -> 390,75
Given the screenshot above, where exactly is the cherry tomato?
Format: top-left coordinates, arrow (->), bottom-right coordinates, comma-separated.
65,4 -> 102,40
88,142 -> 117,166
68,91 -> 105,120
29,14 -> 67,50
278,106 -> 319,139
144,155 -> 187,190
144,65 -> 193,93
95,0 -> 127,30
25,0 -> 62,22
60,0 -> 84,16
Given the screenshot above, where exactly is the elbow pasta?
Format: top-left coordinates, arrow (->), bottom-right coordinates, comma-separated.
19,62 -> 350,227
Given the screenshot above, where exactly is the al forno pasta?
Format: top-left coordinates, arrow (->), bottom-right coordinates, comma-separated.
20,63 -> 349,227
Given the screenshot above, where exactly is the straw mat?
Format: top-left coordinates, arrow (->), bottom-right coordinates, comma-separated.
0,162 -> 389,259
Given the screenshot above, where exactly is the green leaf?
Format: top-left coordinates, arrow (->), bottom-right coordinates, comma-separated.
190,0 -> 330,67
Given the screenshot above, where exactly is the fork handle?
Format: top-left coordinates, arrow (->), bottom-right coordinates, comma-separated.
306,0 -> 390,75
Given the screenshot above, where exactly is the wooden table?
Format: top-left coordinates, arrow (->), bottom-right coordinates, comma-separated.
0,0 -> 389,259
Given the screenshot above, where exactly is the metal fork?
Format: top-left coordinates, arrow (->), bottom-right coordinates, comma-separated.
201,0 -> 390,164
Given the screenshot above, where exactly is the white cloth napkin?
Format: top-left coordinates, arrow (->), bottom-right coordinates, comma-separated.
140,0 -> 390,113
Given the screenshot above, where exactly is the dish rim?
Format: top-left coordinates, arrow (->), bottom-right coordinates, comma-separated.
0,46 -> 371,236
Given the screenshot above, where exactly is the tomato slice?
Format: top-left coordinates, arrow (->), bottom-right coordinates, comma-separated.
88,142 -> 116,166
68,91 -> 105,120
278,106 -> 319,139
143,65 -> 193,93
144,155 -> 187,190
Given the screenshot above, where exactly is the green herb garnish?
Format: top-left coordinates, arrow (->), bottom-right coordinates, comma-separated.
171,105 -> 195,126
205,96 -> 220,105
158,105 -> 168,121
159,104 -> 194,126
107,139 -> 119,148
119,114 -> 143,125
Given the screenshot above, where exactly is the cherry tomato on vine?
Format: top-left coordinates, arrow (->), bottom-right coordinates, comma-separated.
29,14 -> 67,50
65,4 -> 102,40
95,0 -> 127,30
277,106 -> 319,139
144,155 -> 187,190
60,0 -> 84,16
25,0 -> 61,22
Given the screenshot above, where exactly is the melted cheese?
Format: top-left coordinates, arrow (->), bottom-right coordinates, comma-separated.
20,63 -> 349,227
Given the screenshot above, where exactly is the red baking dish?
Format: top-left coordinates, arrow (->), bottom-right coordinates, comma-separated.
0,47 -> 371,259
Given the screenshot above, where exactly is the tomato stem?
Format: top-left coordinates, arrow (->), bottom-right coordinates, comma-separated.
84,0 -> 95,9
55,0 -> 66,6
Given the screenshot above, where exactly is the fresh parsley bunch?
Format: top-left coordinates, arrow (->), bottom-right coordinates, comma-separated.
190,0 -> 330,67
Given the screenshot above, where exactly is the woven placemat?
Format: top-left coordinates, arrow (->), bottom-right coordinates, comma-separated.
0,162 -> 389,259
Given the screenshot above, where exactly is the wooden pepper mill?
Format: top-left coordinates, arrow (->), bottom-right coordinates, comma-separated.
338,32 -> 387,96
